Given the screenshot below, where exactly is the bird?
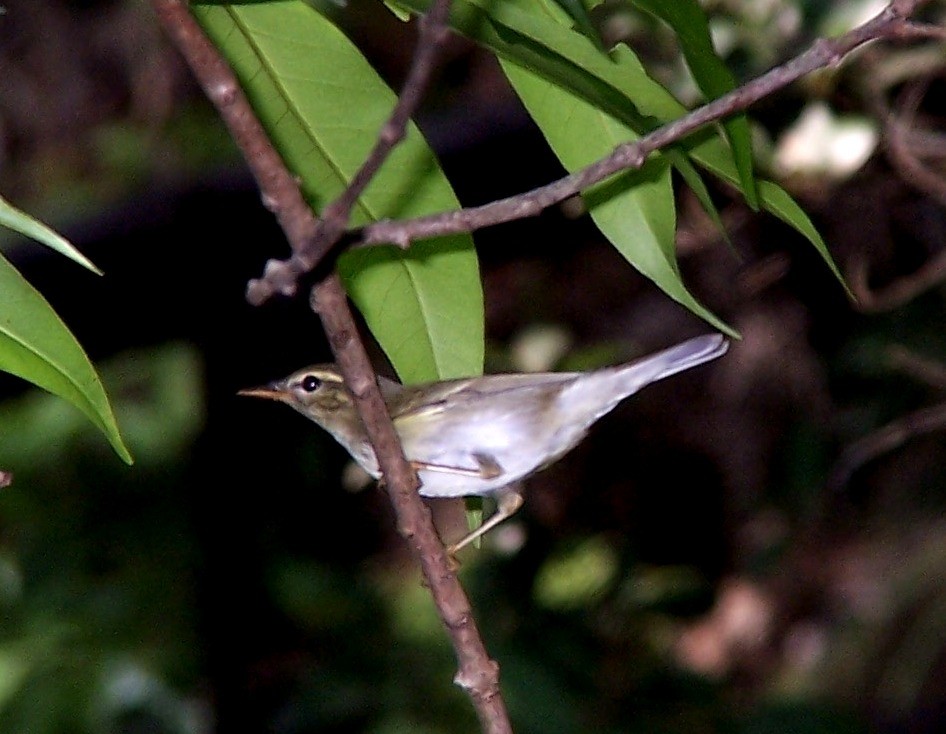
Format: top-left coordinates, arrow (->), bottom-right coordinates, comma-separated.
239,333 -> 728,553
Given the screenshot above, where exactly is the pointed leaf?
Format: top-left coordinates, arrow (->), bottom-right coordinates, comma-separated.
193,1 -> 483,382
630,0 -> 758,208
398,0 -> 687,124
691,136 -> 848,292
0,253 -> 131,463
392,0 -> 840,290
503,61 -> 735,336
547,0 -> 604,50
0,194 -> 101,274
756,180 -> 847,292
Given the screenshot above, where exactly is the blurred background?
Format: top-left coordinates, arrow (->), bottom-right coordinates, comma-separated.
2,0 -> 946,732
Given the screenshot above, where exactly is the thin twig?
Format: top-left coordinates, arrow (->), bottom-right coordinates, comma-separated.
150,2 -> 512,731
246,0 -> 455,305
248,0 -> 936,304
827,346 -> 946,487
886,344 -> 946,391
887,80 -> 946,209
827,401 -> 946,491
850,75 -> 946,312
310,279 -> 509,725
848,247 -> 946,312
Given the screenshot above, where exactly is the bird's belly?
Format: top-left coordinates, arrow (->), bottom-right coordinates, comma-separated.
414,452 -> 539,498
403,406 -> 584,499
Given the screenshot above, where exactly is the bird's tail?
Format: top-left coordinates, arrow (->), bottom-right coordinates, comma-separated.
617,333 -> 728,390
557,334 -> 728,426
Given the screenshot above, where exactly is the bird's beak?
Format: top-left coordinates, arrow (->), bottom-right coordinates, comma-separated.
237,383 -> 285,401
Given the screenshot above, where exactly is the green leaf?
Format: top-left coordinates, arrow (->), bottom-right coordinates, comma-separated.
392,0 -> 842,293
630,0 -> 758,208
463,496 -> 484,549
393,0 -> 687,127
547,0 -> 604,50
192,1 -> 483,382
0,194 -> 101,275
606,45 -> 732,250
756,180 -> 847,291
671,153 -> 731,250
339,241 -> 485,382
502,61 -> 735,336
0,252 -> 131,463
690,136 -> 849,294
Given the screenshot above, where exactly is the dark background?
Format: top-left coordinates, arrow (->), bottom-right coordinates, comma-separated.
2,1 -> 946,732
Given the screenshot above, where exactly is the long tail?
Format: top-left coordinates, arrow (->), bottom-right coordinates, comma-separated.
619,333 -> 728,389
557,334 -> 728,424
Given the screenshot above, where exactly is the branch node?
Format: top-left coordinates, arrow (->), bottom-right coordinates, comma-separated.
207,80 -> 238,107
245,278 -> 273,306
260,190 -> 279,213
453,666 -> 477,691
262,258 -> 299,297
290,251 -> 315,274
453,659 -> 500,691
397,516 -> 418,540
618,141 -> 646,168
346,370 -> 376,398
378,121 -> 404,147
899,20 -> 946,40
391,228 -> 412,249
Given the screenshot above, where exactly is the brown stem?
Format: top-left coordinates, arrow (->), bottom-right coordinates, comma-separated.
150,2 -> 511,731
886,344 -> 946,391
850,75 -> 946,312
245,0 -> 455,305
311,277 -> 509,727
828,401 -> 946,491
248,0 -> 935,303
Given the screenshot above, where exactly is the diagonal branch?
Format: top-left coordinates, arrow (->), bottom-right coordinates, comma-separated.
246,0 -> 937,305
828,400 -> 946,492
357,3 -> 936,246
851,75 -> 946,312
150,2 -> 512,732
245,0 -> 454,305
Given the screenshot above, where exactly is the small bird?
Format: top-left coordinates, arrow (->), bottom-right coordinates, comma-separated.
240,333 -> 728,553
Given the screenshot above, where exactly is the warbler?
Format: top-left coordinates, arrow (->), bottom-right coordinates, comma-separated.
240,333 -> 727,552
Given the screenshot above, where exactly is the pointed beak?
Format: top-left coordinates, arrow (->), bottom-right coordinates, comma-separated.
237,383 -> 285,401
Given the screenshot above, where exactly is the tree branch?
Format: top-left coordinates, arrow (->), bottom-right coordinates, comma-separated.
150,2 -> 512,732
828,401 -> 946,491
310,279 -> 509,723
850,74 -> 946,312
245,0 -> 455,305
247,0 -> 936,304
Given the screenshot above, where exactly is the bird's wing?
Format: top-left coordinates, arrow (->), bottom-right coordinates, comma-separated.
389,372 -> 579,427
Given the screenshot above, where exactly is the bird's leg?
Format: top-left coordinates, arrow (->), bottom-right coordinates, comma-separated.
447,487 -> 524,556
411,452 -> 504,480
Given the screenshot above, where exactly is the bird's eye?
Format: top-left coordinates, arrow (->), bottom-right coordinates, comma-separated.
301,375 -> 322,392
